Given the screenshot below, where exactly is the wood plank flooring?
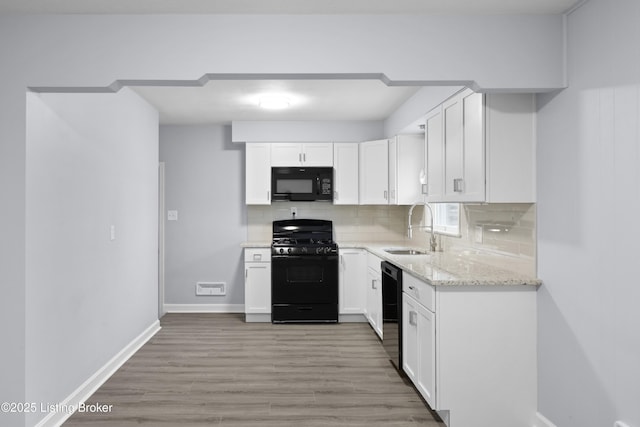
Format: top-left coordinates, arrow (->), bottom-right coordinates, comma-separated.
64,313 -> 444,426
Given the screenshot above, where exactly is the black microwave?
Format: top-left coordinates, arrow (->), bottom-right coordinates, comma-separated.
271,167 -> 333,202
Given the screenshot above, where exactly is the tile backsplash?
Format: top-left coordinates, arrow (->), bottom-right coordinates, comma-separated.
248,202 -> 536,276
408,203 -> 537,275
247,203 -> 409,243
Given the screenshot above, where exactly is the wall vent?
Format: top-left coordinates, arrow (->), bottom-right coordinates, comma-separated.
196,282 -> 226,296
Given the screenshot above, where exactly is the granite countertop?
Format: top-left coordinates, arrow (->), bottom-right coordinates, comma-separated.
242,241 -> 541,287
343,242 -> 541,287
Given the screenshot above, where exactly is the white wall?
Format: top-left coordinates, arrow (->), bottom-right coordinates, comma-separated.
536,1 -> 640,426
160,125 -> 246,309
24,89 -> 159,426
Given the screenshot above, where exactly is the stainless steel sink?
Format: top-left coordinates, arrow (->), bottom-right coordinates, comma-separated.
384,248 -> 427,255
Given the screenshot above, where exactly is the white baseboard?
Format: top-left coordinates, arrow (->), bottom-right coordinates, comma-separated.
36,320 -> 161,427
164,303 -> 244,313
338,313 -> 367,323
535,412 -> 558,427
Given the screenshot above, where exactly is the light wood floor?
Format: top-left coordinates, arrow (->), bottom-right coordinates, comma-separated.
64,313 -> 444,426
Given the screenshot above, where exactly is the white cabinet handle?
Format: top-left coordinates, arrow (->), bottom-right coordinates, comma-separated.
384,190 -> 388,200
372,279 -> 377,290
334,190 -> 338,200
245,269 -> 248,278
267,190 -> 270,201
409,310 -> 418,326
299,153 -> 302,163
303,153 -> 306,162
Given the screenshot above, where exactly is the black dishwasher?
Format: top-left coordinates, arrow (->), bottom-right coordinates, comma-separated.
381,261 -> 403,373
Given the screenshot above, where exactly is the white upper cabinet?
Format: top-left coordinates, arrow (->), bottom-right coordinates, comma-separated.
425,107 -> 445,200
270,142 -> 333,167
333,143 -> 359,205
359,139 -> 389,205
425,88 -> 536,203
245,143 -> 271,205
442,89 -> 485,202
389,134 -> 425,205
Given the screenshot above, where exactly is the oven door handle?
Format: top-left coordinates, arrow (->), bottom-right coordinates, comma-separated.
273,255 -> 339,261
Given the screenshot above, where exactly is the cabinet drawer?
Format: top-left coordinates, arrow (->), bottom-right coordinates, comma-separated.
403,272 -> 435,312
244,248 -> 271,263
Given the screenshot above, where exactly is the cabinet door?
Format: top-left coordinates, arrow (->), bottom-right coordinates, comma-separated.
333,143 -> 359,204
425,106 -> 445,202
366,267 -> 383,339
443,89 -> 485,202
244,263 -> 271,314
402,293 -> 419,382
339,250 -> 366,314
394,134 -> 425,205
302,143 -> 333,166
443,94 -> 464,200
461,91 -> 485,201
245,143 -> 271,205
416,301 -> 437,409
271,143 -> 303,166
388,137 -> 398,204
359,139 -> 389,205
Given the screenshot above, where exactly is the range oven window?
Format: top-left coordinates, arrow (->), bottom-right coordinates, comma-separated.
286,265 -> 324,283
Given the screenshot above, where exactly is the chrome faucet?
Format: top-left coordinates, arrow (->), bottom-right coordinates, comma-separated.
408,201 -> 438,252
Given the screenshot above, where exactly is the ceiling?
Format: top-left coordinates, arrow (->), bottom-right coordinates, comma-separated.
6,0 -> 582,125
0,0 -> 582,15
129,79 -> 421,125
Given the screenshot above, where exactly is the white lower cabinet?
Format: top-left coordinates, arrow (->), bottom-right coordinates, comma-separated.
401,271 -> 537,427
403,292 -> 436,408
338,249 -> 366,315
365,252 -> 383,338
244,248 -> 271,322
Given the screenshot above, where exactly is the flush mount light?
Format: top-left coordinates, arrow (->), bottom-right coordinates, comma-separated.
258,95 -> 291,110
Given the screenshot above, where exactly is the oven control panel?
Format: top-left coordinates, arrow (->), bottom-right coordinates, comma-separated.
272,245 -> 338,256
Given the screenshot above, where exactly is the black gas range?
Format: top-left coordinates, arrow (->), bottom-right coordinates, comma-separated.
271,219 -> 339,323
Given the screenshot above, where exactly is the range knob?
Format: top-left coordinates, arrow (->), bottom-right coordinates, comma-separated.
279,248 -> 284,254
287,248 -> 292,254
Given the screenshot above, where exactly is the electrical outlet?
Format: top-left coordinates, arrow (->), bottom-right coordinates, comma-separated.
167,210 -> 178,221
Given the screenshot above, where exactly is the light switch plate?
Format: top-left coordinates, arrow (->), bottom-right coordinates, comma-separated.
167,210 -> 178,221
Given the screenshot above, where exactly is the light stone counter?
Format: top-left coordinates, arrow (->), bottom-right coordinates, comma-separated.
241,241 -> 541,286
339,242 -> 541,287
240,242 -> 271,248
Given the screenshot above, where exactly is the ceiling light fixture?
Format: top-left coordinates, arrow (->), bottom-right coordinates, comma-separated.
258,95 -> 291,110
